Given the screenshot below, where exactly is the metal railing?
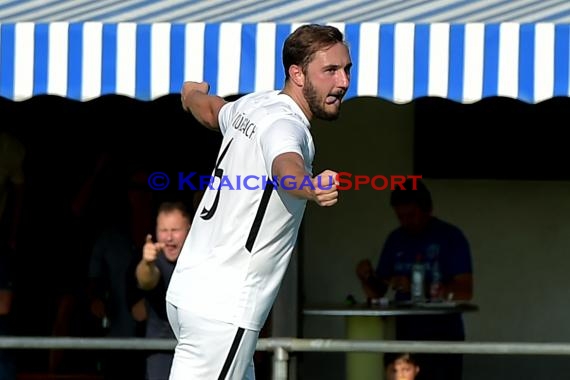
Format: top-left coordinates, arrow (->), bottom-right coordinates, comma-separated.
2,337 -> 570,380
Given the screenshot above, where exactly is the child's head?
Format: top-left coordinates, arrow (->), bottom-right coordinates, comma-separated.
385,353 -> 419,380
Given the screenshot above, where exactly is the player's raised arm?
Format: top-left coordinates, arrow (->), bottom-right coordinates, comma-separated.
181,81 -> 227,131
272,152 -> 339,207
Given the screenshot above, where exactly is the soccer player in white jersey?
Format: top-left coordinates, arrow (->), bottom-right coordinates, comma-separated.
166,24 -> 352,379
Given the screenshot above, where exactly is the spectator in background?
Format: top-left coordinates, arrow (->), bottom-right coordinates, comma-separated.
132,201 -> 191,380
385,353 -> 420,380
356,178 -> 473,380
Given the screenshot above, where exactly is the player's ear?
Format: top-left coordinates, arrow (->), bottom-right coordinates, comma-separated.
288,64 -> 304,87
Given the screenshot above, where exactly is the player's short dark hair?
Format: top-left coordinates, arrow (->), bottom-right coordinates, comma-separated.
390,178 -> 433,212
282,24 -> 345,79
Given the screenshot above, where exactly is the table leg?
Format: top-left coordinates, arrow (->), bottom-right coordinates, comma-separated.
345,316 -> 395,380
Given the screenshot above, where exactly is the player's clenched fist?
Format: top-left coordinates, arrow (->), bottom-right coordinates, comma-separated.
181,81 -> 210,111
143,234 -> 165,264
312,169 -> 339,207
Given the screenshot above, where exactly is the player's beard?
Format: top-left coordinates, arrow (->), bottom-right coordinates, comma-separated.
303,78 -> 341,121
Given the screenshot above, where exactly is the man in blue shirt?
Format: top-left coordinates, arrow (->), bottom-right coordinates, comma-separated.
357,178 -> 473,380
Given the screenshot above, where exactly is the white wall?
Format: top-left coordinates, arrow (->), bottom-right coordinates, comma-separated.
433,179 -> 570,379
296,97 -> 570,380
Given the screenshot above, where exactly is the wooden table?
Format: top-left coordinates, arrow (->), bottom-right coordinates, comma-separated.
303,301 -> 478,380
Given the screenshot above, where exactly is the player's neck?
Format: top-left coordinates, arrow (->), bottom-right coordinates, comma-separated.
281,83 -> 313,121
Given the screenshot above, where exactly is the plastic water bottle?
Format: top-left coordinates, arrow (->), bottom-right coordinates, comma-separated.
411,254 -> 425,303
430,260 -> 442,302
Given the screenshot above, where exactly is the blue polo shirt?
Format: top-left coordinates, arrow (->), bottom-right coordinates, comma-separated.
375,217 -> 473,340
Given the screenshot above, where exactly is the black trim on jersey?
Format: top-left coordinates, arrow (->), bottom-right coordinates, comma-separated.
217,327 -> 245,380
245,181 -> 275,252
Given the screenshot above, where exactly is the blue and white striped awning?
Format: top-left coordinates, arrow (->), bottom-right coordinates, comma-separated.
0,0 -> 570,104
2,0 -> 570,24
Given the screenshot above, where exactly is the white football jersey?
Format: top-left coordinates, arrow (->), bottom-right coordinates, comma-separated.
166,90 -> 314,331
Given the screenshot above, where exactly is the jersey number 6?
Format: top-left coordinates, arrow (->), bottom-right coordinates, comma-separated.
200,139 -> 233,220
